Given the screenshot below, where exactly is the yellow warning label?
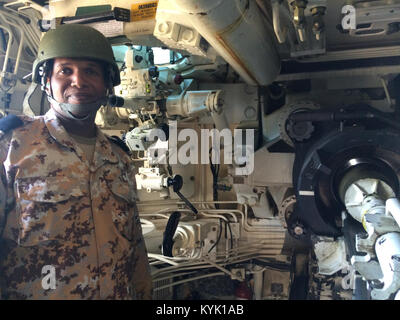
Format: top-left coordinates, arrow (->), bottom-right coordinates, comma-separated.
131,1 -> 159,22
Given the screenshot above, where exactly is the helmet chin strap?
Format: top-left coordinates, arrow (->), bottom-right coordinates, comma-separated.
47,95 -> 107,121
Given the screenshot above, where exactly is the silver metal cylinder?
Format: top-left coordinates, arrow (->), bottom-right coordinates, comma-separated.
252,265 -> 264,300
386,198 -> 400,231
166,90 -> 223,117
372,232 -> 400,300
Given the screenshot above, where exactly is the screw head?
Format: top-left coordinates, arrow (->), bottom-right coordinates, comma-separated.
290,221 -> 307,238
392,255 -> 400,262
294,226 -> 304,235
378,237 -> 387,245
174,74 -> 183,85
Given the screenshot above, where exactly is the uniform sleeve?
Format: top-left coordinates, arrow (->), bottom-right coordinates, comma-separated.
131,201 -> 153,300
0,163 -> 4,299
0,161 -> 6,238
0,135 -> 10,239
0,136 -> 11,300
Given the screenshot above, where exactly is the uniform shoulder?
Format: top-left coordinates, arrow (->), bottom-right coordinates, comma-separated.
0,115 -> 40,161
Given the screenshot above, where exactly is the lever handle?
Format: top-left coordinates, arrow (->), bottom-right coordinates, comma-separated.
167,175 -> 198,214
162,212 -> 181,257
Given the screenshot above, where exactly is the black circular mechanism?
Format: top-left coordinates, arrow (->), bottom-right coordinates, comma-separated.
290,127 -> 400,237
283,103 -> 319,145
286,120 -> 315,142
135,55 -> 144,63
148,66 -> 159,78
167,174 -> 183,193
288,220 -> 308,240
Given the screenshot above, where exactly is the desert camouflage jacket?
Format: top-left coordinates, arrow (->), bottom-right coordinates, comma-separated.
0,109 -> 152,299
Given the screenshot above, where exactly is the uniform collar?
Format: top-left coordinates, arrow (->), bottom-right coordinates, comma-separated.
44,108 -> 119,168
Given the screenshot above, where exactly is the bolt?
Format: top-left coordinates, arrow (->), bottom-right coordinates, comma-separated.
181,29 -> 194,42
174,74 -> 183,85
378,237 -> 386,245
392,255 -> 400,262
157,21 -> 171,34
294,226 -> 304,235
135,55 -> 143,63
314,21 -> 321,29
311,6 -> 326,16
370,280 -> 384,289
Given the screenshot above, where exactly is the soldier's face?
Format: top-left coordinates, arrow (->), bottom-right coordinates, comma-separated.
50,58 -> 107,105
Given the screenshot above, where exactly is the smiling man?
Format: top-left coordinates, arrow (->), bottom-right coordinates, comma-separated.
0,24 -> 152,299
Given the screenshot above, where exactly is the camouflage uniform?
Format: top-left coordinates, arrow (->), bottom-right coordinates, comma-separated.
0,109 -> 152,299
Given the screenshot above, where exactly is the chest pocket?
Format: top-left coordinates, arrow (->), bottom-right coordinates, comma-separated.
107,170 -> 138,242
14,176 -> 88,246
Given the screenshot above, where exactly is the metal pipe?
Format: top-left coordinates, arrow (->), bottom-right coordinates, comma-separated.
4,0 -> 47,14
198,212 -> 228,222
252,265 -> 265,300
289,110 -> 400,131
271,0 -> 287,43
5,5 -> 41,48
151,252 -> 287,278
277,65 -> 400,82
386,198 -> 400,230
0,25 -> 13,73
139,202 -> 284,233
202,257 -> 239,279
147,253 -> 181,266
0,12 -> 24,74
381,77 -> 393,108
373,232 -> 400,300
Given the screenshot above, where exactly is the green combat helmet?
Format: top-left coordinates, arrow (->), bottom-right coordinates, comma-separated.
32,24 -> 121,121
32,24 -> 120,87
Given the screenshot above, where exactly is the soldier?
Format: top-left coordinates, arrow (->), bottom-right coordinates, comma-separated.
0,24 -> 152,299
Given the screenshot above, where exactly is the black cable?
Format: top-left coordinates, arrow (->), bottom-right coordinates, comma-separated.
209,144 -> 235,251
162,212 -> 181,257
39,90 -> 46,115
208,218 -> 223,253
0,29 -> 6,52
166,150 -> 173,176
225,220 -> 233,250
289,109 -> 400,131
175,190 -> 198,215
209,147 -> 220,209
